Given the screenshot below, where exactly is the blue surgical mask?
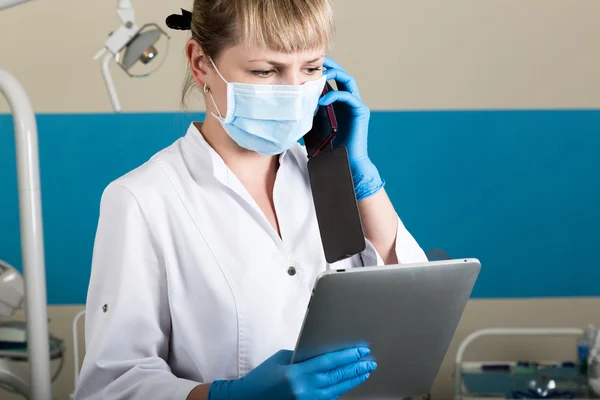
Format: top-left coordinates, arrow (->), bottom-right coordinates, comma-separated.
207,58 -> 326,156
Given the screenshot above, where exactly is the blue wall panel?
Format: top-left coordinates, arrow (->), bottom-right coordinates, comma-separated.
1,110 -> 599,304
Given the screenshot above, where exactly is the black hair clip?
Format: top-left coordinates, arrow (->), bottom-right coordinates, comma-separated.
166,9 -> 192,31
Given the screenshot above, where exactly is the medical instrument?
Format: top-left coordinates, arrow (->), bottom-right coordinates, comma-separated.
0,320 -> 65,399
483,364 -> 513,373
293,258 -> 480,399
454,328 -> 594,399
320,57 -> 385,201
209,347 -> 374,400
0,1 -> 53,397
586,327 -> 600,397
0,262 -> 62,399
576,325 -> 598,376
94,0 -> 170,112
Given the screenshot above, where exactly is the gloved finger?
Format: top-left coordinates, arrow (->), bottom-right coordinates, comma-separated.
317,373 -> 371,400
301,347 -> 370,373
273,350 -> 294,365
323,56 -> 348,73
324,68 -> 361,98
318,90 -> 369,117
316,361 -> 377,388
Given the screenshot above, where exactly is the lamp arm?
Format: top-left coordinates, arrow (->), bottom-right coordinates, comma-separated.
117,0 -> 135,25
101,52 -> 122,112
117,0 -> 132,10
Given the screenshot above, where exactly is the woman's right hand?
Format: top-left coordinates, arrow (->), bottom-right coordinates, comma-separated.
208,347 -> 376,400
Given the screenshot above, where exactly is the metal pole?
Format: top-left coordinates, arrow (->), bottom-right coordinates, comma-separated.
101,52 -> 122,112
0,68 -> 52,400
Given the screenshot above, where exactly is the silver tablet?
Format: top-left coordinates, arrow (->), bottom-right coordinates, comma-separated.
291,258 -> 481,399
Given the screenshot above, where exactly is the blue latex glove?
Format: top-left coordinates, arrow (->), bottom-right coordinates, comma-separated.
208,347 -> 376,400
319,57 -> 385,201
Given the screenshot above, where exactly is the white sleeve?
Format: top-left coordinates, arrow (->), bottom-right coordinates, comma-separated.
360,216 -> 428,267
75,184 -> 199,400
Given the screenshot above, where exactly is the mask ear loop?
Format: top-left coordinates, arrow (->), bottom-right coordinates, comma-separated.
209,57 -> 228,84
205,57 -> 228,119
203,83 -> 223,119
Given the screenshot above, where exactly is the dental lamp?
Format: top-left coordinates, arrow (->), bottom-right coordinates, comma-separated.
0,1 -> 53,399
94,0 -> 170,112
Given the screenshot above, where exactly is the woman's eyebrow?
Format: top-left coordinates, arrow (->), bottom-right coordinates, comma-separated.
247,56 -> 324,66
304,57 -> 325,64
247,59 -> 287,67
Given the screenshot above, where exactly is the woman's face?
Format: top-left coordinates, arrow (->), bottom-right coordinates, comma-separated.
213,45 -> 326,85
188,41 -> 326,117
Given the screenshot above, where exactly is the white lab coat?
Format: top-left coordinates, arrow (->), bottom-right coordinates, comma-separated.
75,123 -> 426,400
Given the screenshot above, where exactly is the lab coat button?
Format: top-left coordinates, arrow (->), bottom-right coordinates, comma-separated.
287,266 -> 297,276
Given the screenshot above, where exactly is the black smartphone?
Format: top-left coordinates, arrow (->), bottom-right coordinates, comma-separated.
304,82 -> 366,263
305,82 -> 338,158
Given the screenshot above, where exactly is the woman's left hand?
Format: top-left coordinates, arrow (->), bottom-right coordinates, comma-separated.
319,56 -> 385,201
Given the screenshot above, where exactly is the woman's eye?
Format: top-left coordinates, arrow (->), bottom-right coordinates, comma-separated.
304,67 -> 323,75
252,70 -> 276,77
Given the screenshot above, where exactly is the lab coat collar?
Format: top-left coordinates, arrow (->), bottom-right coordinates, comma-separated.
184,123 -> 229,185
183,122 -> 291,186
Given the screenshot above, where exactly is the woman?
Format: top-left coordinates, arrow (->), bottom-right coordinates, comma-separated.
75,0 -> 426,399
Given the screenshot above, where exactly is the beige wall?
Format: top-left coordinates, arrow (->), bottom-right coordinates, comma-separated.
3,299 -> 600,400
1,0 -> 600,113
2,1 -> 600,399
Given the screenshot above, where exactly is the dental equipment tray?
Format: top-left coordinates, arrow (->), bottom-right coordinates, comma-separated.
0,322 -> 63,360
454,328 -> 593,399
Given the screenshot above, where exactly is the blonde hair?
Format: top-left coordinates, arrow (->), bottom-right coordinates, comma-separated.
182,0 -> 334,106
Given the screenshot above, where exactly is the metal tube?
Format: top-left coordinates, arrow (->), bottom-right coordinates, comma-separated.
0,68 -> 52,400
101,52 -> 122,112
